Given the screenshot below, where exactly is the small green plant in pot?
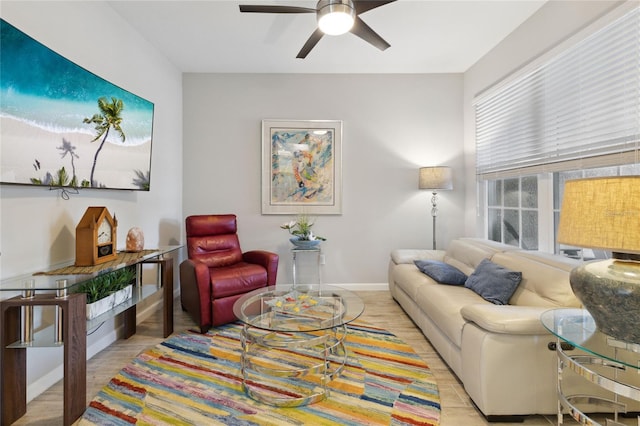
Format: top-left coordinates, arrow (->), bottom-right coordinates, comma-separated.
75,265 -> 136,304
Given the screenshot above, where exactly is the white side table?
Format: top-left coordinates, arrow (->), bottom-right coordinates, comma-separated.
292,247 -> 321,290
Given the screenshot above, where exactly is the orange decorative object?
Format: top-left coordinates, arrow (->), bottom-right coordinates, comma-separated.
126,227 -> 144,252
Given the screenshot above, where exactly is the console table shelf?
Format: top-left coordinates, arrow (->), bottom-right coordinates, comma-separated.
0,246 -> 181,426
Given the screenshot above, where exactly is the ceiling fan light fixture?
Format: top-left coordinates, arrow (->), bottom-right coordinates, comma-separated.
317,0 -> 355,36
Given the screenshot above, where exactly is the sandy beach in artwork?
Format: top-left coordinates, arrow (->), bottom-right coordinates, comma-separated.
1,116 -> 151,189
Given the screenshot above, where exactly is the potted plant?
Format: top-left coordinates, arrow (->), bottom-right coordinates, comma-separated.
281,214 -> 326,248
75,265 -> 137,319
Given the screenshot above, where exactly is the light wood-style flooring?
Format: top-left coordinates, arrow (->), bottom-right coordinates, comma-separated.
12,291 -> 635,425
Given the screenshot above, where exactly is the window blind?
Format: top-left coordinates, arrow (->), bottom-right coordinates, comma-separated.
475,7 -> 639,179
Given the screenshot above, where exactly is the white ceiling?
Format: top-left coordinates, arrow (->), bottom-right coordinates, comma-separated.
108,0 -> 546,74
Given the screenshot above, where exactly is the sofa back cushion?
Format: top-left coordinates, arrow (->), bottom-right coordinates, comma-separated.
443,238 -> 510,275
490,251 -> 581,307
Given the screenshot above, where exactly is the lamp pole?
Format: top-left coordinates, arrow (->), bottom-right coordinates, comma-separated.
431,191 -> 438,250
419,166 -> 453,251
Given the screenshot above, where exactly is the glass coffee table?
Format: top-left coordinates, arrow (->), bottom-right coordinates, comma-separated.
233,284 -> 364,407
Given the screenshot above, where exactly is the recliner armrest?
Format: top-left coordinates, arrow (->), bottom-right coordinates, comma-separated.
179,258 -> 213,330
243,250 -> 279,285
461,304 -> 551,335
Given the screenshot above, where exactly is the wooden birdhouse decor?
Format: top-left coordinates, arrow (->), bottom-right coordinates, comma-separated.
75,206 -> 118,266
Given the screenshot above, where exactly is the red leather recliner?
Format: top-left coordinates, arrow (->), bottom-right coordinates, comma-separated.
179,214 -> 278,332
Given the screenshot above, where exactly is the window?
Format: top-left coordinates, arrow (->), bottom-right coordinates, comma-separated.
487,176 -> 538,249
476,6 -> 640,256
475,7 -> 639,180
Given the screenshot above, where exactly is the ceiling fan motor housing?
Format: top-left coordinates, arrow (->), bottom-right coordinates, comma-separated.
317,0 -> 356,35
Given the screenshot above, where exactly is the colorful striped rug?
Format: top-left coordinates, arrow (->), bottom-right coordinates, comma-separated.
78,321 -> 440,425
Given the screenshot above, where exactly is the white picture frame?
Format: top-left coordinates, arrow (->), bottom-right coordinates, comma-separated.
261,119 -> 342,215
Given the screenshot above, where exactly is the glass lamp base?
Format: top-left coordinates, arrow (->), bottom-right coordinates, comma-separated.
571,259 -> 640,344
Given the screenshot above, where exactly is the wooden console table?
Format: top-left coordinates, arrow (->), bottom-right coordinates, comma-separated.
0,246 -> 181,426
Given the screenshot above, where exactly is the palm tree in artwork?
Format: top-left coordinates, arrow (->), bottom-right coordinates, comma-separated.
83,97 -> 126,187
57,138 -> 79,187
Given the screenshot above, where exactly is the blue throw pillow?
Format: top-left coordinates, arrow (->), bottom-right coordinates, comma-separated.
414,260 -> 468,286
464,259 -> 522,305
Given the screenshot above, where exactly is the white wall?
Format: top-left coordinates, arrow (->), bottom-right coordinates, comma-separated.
462,0 -> 624,236
183,73 -> 465,285
0,0 -> 183,400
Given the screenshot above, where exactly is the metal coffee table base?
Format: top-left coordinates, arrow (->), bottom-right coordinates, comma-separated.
240,323 -> 348,407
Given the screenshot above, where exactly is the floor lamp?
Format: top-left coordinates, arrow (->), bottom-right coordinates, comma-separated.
419,166 -> 453,250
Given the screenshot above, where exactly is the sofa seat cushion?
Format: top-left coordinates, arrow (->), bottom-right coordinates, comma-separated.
415,283 -> 488,347
209,262 -> 267,298
392,263 -> 439,300
461,304 -> 551,335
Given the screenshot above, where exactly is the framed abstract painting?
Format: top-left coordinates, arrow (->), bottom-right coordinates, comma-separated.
261,119 -> 342,215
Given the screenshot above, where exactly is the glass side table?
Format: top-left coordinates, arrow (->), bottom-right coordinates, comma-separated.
541,308 -> 640,425
292,247 -> 321,290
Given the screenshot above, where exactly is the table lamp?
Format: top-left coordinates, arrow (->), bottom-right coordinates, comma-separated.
558,176 -> 640,344
419,166 -> 453,250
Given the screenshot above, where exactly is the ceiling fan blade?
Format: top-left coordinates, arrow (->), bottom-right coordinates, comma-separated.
297,28 -> 325,59
239,5 -> 316,13
350,16 -> 390,51
353,0 -> 396,15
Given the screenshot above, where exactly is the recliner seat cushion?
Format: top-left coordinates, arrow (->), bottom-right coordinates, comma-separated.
210,262 -> 267,298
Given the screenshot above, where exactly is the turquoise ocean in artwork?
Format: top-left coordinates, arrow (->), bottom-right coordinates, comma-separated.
0,19 -> 154,146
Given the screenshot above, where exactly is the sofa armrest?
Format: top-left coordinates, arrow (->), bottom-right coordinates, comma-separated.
460,304 -> 552,335
390,249 -> 446,265
243,250 -> 279,285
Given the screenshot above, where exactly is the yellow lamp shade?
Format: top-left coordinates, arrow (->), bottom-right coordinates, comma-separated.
558,176 -> 640,254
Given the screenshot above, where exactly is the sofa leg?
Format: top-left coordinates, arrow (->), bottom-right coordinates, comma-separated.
485,415 -> 525,423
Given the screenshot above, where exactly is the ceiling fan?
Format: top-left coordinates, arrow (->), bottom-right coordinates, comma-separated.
239,0 -> 396,58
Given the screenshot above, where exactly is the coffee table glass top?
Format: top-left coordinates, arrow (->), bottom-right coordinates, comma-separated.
541,308 -> 640,370
233,284 -> 364,333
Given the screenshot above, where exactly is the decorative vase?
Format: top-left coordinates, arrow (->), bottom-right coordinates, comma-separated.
289,237 -> 321,249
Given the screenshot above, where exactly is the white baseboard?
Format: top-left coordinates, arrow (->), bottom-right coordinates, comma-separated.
279,283 -> 388,291
328,283 -> 389,291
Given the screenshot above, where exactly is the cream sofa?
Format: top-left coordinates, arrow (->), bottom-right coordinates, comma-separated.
388,238 -> 583,420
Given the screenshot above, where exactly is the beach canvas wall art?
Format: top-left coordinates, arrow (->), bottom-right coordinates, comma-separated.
0,19 -> 154,191
261,119 -> 342,215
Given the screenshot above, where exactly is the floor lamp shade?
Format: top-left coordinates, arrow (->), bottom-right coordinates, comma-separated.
419,167 -> 453,191
558,176 -> 640,343
419,167 -> 453,250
